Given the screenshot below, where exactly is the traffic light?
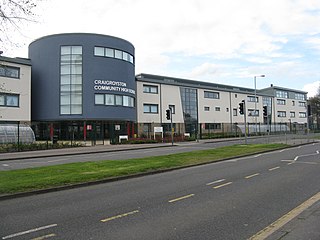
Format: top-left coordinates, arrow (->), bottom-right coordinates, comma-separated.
166,109 -> 171,120
239,102 -> 244,115
263,106 -> 268,116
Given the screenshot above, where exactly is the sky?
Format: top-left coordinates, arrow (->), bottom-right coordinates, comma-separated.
4,0 -> 320,98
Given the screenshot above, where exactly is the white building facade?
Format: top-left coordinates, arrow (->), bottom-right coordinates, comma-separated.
136,74 -> 308,138
0,56 -> 32,124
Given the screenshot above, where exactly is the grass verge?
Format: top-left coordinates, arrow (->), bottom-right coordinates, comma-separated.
0,143 -> 287,195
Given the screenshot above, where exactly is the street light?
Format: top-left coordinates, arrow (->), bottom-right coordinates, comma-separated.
254,74 -> 265,134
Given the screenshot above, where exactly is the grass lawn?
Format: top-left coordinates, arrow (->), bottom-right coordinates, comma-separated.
0,143 -> 287,195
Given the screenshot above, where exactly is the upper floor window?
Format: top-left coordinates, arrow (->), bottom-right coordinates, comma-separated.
295,93 -> 305,100
277,111 -> 286,117
143,104 -> 158,113
290,112 -> 295,118
204,91 -> 219,99
143,85 -> 158,94
204,106 -> 210,111
277,99 -> 286,105
94,46 -> 134,64
0,65 -> 20,79
94,93 -> 135,107
0,93 -> 19,107
298,101 -> 306,107
299,112 -> 306,118
247,96 -> 258,102
276,90 -> 288,99
248,109 -> 259,116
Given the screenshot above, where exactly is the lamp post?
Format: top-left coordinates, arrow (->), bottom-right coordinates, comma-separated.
254,74 -> 265,135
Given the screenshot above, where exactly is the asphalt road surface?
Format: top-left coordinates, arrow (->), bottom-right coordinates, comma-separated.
1,142 -> 319,239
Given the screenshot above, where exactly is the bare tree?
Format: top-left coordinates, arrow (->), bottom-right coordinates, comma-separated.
0,0 -> 40,49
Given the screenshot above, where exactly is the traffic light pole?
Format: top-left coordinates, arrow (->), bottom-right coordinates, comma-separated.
170,109 -> 174,146
242,100 -> 248,145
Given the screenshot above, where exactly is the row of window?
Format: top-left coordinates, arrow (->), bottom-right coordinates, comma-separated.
94,47 -> 134,64
276,90 -> 306,100
0,65 -> 20,79
278,111 -> 306,118
277,99 -> 306,107
0,94 -> 19,107
95,94 -> 135,107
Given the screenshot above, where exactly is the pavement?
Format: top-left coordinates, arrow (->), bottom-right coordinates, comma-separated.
0,138 -> 319,239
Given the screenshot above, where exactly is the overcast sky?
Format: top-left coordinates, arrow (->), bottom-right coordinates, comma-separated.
5,0 -> 320,97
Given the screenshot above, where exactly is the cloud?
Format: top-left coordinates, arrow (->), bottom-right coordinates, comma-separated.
303,81 -> 320,98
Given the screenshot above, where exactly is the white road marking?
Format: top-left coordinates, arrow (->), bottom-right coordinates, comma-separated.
206,179 -> 226,186
2,224 -> 58,240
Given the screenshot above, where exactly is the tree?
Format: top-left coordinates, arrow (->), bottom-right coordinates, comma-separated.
0,0 -> 39,49
308,84 -> 320,130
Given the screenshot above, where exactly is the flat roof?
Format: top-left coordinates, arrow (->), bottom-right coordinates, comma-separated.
136,73 -> 273,96
0,56 -> 31,66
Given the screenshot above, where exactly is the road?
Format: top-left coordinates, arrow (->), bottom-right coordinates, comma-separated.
0,134 -> 315,171
1,143 -> 319,239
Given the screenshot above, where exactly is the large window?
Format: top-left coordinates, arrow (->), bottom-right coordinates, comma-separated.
276,90 -> 288,99
143,85 -> 158,94
204,91 -> 219,99
95,94 -> 134,107
143,104 -> 158,113
0,65 -> 20,79
94,46 -> 134,64
248,109 -> 259,116
60,46 -> 83,115
295,93 -> 305,100
0,93 -> 19,107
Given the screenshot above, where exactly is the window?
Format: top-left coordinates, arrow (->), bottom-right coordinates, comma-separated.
205,123 -> 221,130
299,112 -> 306,118
204,91 -> 219,99
115,95 -> 123,105
95,94 -> 104,105
247,96 -> 258,102
204,106 -> 210,111
143,85 -> 158,94
105,48 -> 115,58
94,47 -> 104,56
276,90 -> 288,98
277,99 -> 286,105
169,105 -> 175,114
295,93 -> 305,100
298,101 -> 306,107
144,104 -> 158,113
290,112 -> 295,118
96,94 -> 134,107
277,111 -> 286,117
215,107 -> 221,111
292,101 -> 295,106
0,94 -> 19,107
115,50 -> 122,59
233,108 -> 238,116
105,94 -> 115,105
94,46 -> 134,64
0,65 -> 20,79
60,45 -> 83,115
248,109 -> 259,116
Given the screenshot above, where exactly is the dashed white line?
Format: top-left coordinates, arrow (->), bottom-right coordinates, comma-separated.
269,166 -> 280,171
206,179 -> 226,186
2,224 -> 58,240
